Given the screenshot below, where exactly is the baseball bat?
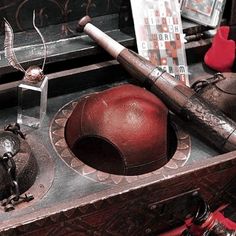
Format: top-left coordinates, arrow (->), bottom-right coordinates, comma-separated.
77,16 -> 236,152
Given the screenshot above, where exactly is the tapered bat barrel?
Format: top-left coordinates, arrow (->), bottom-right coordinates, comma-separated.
77,16 -> 236,152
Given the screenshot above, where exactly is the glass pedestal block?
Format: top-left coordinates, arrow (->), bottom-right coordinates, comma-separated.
17,77 -> 48,128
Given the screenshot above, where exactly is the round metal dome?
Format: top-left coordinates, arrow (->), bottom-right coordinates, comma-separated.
65,84 -> 168,175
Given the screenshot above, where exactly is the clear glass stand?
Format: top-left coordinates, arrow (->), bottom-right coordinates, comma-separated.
17,76 -> 48,128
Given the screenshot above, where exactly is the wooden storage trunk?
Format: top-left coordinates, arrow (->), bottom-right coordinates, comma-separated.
0,1 -> 236,235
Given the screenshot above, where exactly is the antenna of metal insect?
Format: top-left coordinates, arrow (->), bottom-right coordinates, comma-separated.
32,10 -> 47,72
4,18 -> 26,73
22,10 -> 47,84
4,11 -> 47,84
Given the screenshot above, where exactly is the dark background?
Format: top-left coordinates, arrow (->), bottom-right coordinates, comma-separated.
0,0 -> 122,34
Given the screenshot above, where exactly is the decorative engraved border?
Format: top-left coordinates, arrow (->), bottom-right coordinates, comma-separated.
49,99 -> 191,185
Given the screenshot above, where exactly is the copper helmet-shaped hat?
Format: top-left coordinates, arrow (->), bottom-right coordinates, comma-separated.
65,84 -> 168,175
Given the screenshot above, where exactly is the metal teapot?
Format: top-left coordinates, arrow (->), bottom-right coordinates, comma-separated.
192,73 -> 236,122
0,124 -> 37,211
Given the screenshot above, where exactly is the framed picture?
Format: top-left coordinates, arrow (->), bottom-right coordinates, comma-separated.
181,0 -> 226,27
130,0 -> 189,85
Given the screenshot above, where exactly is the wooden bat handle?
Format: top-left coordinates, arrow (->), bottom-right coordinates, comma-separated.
77,16 -> 236,152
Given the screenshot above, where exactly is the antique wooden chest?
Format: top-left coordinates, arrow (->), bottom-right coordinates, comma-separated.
0,0 -> 236,235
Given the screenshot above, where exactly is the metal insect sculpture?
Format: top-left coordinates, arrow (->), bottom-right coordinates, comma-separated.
4,10 -> 47,84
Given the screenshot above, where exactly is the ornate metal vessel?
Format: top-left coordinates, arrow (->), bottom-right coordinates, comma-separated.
0,124 -> 38,211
